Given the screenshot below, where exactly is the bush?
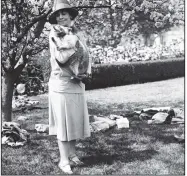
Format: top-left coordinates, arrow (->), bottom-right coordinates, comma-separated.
89,42 -> 184,64
15,61 -> 45,96
85,58 -> 184,90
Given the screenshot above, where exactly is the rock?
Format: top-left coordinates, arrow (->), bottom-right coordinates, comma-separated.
147,120 -> 153,124
17,95 -> 27,99
90,124 -> 94,132
109,114 -> 123,120
134,111 -> 141,115
174,134 -> 185,143
30,101 -> 39,105
139,112 -> 153,121
16,84 -> 26,94
148,112 -> 169,124
90,121 -> 110,132
142,107 -> 171,115
171,109 -> 184,124
164,109 -> 174,124
173,108 -> 184,119
12,96 -> 39,110
18,116 -> 29,121
6,141 -> 25,147
89,115 -> 97,122
25,103 -> 32,108
2,122 -> 30,147
3,122 -> 21,129
93,116 -> 116,128
2,136 -> 9,144
171,118 -> 184,124
35,124 -> 49,133
116,118 -> 129,129
12,102 -> 17,109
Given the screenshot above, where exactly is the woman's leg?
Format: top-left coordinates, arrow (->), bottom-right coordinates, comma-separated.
69,140 -> 76,157
69,140 -> 83,165
58,140 -> 73,174
58,140 -> 70,166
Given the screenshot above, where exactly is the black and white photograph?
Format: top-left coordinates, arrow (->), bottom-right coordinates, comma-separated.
1,0 -> 185,175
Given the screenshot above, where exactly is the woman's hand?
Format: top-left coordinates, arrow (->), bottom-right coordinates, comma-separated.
71,74 -> 92,83
72,74 -> 87,81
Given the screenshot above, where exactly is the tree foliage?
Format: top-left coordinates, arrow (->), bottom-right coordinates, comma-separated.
71,0 -> 184,47
1,0 -> 52,76
1,0 -> 53,121
2,0 -> 184,71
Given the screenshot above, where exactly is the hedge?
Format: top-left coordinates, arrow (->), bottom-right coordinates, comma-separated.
85,58 -> 184,90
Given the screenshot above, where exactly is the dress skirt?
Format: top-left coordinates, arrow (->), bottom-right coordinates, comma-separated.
48,90 -> 91,141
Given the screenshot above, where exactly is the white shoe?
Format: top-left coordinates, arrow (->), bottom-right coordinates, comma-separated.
58,163 -> 73,174
69,155 -> 84,166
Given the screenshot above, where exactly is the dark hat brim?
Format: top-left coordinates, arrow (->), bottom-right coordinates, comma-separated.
48,8 -> 78,24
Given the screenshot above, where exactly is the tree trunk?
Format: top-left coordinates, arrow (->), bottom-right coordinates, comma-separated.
2,72 -> 17,122
143,33 -> 152,46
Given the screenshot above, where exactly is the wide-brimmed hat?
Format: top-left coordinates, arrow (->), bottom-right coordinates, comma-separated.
48,0 -> 78,24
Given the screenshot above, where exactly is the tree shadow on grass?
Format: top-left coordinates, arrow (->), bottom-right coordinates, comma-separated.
89,102 -> 184,144
27,106 -> 48,110
80,149 -> 158,167
12,106 -> 48,113
81,154 -> 120,166
77,129 -> 159,167
77,117 -> 183,168
135,123 -> 184,145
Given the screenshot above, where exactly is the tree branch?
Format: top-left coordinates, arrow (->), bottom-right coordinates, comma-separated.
76,5 -> 122,9
120,13 -> 133,33
14,33 -> 29,69
13,62 -> 26,80
2,62 -> 9,74
33,19 -> 47,39
16,9 -> 52,43
159,0 -> 170,6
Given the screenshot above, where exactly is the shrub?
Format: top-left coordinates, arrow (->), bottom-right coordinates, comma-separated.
89,42 -> 184,64
85,58 -> 184,90
15,61 -> 45,96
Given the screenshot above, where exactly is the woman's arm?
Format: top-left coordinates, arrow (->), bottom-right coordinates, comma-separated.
55,48 -> 76,64
52,35 -> 78,51
50,28 -> 80,65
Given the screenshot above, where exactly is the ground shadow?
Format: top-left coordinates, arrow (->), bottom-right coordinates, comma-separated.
27,106 -> 48,110
81,154 -> 121,166
80,149 -> 158,167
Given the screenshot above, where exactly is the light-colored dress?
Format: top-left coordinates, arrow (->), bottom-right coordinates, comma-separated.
48,26 -> 91,141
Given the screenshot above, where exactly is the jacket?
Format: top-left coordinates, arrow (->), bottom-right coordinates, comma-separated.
48,25 -> 90,93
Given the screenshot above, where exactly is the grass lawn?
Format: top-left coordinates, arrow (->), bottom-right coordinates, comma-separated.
2,77 -> 184,175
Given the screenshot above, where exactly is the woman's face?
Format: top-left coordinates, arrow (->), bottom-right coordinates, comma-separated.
56,10 -> 72,27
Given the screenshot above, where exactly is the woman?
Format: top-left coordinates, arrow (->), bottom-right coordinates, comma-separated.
48,0 -> 91,174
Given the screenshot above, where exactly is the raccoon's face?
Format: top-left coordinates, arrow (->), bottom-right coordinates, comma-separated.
53,25 -> 69,38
